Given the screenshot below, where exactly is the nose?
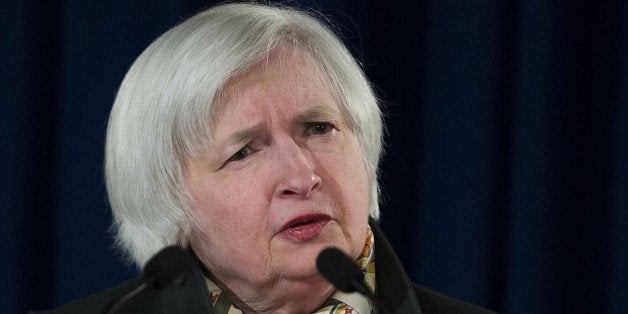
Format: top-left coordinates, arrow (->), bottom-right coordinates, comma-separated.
274,139 -> 321,198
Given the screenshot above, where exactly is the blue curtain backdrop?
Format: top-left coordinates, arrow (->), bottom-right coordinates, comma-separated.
2,0 -> 626,313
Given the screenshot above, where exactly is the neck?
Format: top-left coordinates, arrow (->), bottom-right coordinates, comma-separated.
209,271 -> 335,313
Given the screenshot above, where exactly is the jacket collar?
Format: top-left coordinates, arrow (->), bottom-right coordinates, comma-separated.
370,217 -> 423,313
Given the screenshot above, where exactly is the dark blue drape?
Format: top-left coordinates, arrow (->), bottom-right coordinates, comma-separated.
2,1 -> 626,313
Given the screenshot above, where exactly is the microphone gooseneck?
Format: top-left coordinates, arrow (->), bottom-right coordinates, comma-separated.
316,247 -> 368,294
316,247 -> 391,314
107,245 -> 193,314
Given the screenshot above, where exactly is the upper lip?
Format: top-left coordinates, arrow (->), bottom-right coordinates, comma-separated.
279,213 -> 331,232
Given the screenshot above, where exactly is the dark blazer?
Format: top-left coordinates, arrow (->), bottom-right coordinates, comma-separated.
34,220 -> 495,313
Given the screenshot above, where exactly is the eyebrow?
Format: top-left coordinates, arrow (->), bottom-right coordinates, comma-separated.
218,105 -> 343,149
221,123 -> 264,148
294,105 -> 343,123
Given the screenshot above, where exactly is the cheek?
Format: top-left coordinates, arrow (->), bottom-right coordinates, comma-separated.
317,137 -> 371,243
339,142 -> 371,221
187,189 -> 270,270
187,170 -> 272,243
327,139 -> 370,198
190,186 -> 250,231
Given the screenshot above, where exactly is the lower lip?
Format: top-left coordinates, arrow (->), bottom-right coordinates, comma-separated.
281,219 -> 330,242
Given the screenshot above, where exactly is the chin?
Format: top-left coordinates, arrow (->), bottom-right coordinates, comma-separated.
271,224 -> 361,277
271,243 -> 335,280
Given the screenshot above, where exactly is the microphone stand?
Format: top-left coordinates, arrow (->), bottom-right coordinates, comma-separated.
349,278 -> 391,314
106,282 -> 147,314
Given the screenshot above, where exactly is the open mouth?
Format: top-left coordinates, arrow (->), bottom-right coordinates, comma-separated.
280,214 -> 331,241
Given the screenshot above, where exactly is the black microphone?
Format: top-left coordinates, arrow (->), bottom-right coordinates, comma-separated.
316,247 -> 391,314
107,245 -> 193,314
143,246 -> 193,288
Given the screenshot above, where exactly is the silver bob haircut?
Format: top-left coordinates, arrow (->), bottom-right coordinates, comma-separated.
106,2 -> 383,267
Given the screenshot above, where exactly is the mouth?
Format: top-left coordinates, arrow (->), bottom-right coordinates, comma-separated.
279,213 -> 331,242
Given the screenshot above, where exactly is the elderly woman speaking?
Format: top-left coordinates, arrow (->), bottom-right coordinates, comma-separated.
40,3 -> 493,314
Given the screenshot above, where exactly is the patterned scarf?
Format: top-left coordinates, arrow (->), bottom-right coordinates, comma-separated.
205,227 -> 376,314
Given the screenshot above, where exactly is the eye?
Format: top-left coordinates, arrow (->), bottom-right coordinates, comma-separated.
305,122 -> 334,135
226,145 -> 253,163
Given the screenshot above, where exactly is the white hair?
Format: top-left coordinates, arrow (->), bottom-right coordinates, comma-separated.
106,2 -> 383,267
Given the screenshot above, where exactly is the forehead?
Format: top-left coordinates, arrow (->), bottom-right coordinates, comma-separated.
226,45 -> 331,94
210,45 -> 342,129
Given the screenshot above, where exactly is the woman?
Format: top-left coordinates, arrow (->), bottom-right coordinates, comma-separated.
43,3 -> 493,313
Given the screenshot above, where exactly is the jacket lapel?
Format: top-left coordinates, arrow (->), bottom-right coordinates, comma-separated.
370,218 -> 423,313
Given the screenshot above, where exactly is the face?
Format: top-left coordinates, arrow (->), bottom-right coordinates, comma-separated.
184,46 -> 370,292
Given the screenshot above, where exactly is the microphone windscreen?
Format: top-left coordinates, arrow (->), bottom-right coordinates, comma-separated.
143,246 -> 193,289
316,247 -> 364,293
